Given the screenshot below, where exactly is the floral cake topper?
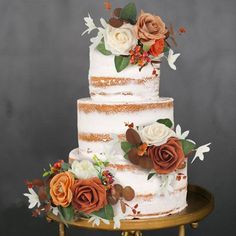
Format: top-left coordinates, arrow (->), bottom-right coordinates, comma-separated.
83,2 -> 185,73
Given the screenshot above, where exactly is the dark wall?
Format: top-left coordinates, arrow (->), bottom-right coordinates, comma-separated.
0,0 -> 235,235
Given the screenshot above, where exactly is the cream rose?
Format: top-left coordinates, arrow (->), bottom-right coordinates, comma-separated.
104,24 -> 137,55
70,160 -> 97,179
139,123 -> 176,146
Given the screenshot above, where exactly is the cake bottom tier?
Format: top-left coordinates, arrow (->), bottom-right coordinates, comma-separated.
69,148 -> 188,219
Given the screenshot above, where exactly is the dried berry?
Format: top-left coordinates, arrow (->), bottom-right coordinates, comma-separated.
123,186 -> 135,201
120,200 -> 126,213
138,156 -> 154,170
128,148 -> 139,165
113,184 -> 123,198
177,161 -> 186,169
126,128 -> 142,145
109,18 -> 123,28
107,194 -> 119,205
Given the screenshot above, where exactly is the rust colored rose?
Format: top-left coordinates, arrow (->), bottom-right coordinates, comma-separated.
71,177 -> 107,214
134,12 -> 167,45
50,171 -> 74,207
147,137 -> 185,174
149,38 -> 165,57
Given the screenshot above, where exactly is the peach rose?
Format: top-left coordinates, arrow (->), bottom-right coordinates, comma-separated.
134,12 -> 167,46
71,177 -> 107,214
50,171 -> 74,207
147,137 -> 185,174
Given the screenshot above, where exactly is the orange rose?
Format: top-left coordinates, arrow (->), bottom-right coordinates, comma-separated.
50,171 -> 74,207
149,39 -> 165,57
147,137 -> 185,174
134,12 -> 167,46
71,177 -> 107,214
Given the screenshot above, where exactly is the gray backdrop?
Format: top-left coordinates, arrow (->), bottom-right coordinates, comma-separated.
0,0 -> 235,235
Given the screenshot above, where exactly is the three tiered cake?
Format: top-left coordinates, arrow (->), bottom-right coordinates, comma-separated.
24,2 -> 211,227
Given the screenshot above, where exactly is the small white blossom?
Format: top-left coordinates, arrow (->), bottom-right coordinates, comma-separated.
88,215 -> 110,227
82,13 -> 96,36
191,143 -> 211,163
158,174 -> 175,196
113,213 -> 126,229
175,124 -> 189,140
23,188 -> 40,209
167,49 -> 180,70
51,207 -> 59,216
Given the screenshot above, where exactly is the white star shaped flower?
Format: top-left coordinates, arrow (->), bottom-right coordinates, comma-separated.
113,213 -> 126,229
51,207 -> 59,216
82,13 -> 97,36
167,49 -> 181,70
88,215 -> 110,227
191,143 -> 211,163
23,188 -> 40,209
175,124 -> 190,140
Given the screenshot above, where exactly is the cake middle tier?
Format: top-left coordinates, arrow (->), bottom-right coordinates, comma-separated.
77,97 -> 174,154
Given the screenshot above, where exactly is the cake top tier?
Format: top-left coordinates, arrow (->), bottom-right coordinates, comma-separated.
83,2 -> 185,102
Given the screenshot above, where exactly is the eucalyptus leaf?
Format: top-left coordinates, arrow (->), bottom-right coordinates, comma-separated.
119,2 -> 137,24
143,44 -> 151,52
115,56 -> 130,72
147,172 -> 156,180
181,140 -> 196,156
156,118 -> 173,128
121,141 -> 133,154
59,205 -> 74,222
61,162 -> 70,171
96,41 -> 112,56
93,204 -> 114,220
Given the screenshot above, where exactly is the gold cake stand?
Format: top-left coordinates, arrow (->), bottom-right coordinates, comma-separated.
47,185 -> 214,236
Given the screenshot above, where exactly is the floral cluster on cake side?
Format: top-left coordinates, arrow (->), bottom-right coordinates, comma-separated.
24,156 -> 138,228
83,2 -> 186,73
121,119 -> 211,181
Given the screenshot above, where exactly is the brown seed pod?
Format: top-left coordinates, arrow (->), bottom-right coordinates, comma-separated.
126,128 -> 142,145
109,17 -> 123,28
113,8 -> 122,17
120,200 -> 126,213
122,186 -> 135,201
138,156 -> 154,170
107,194 -> 119,205
113,184 -> 123,198
128,148 -> 139,165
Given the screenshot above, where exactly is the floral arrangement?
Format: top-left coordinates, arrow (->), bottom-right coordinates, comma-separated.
24,156 -> 138,228
83,2 -> 186,73
120,119 -> 211,180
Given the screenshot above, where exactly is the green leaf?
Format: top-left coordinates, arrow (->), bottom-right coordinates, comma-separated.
93,204 -> 114,220
119,2 -> 137,24
61,162 -> 70,171
42,171 -> 50,177
121,141 -> 133,154
115,56 -> 130,72
156,118 -> 173,128
143,44 -> 151,52
59,205 -> 74,222
96,41 -> 112,56
181,140 -> 196,156
147,172 -> 156,180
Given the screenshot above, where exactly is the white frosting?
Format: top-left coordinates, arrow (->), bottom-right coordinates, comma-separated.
88,48 -> 161,102
69,148 -> 188,219
89,48 -> 156,79
77,98 -> 174,153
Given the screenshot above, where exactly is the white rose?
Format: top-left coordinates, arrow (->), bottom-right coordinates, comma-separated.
70,160 -> 97,179
104,24 -> 137,55
139,122 -> 176,146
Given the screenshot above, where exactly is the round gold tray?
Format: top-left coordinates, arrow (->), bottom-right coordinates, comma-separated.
47,185 -> 214,236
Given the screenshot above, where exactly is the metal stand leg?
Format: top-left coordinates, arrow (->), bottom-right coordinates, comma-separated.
179,225 -> 185,236
122,231 -> 142,236
59,223 -> 65,236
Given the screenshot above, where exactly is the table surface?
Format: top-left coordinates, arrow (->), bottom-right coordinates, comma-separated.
47,185 -> 214,231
